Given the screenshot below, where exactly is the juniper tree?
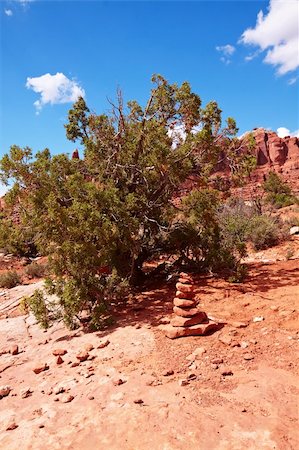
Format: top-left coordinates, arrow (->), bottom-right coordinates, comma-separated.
0,74 -> 252,328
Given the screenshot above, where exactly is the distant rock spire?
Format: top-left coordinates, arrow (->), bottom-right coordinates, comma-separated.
72,149 -> 79,159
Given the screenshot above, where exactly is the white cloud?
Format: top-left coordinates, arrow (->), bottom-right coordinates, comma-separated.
26,72 -> 85,113
216,44 -> 236,64
216,44 -> 236,56
4,9 -> 13,16
240,0 -> 299,75
287,76 -> 298,86
277,127 -> 299,138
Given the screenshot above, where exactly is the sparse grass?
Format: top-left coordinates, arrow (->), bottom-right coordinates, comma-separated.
0,270 -> 21,289
25,262 -> 47,279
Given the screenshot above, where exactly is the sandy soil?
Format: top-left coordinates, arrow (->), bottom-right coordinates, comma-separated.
0,242 -> 298,450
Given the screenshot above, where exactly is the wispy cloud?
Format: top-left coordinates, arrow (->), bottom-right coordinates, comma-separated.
26,72 -> 85,114
216,44 -> 236,64
240,0 -> 299,75
4,9 -> 13,16
287,77 -> 298,86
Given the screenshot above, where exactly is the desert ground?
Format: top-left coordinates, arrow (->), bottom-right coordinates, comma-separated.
0,238 -> 298,450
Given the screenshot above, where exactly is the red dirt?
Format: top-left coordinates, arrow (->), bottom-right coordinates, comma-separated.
0,241 -> 298,449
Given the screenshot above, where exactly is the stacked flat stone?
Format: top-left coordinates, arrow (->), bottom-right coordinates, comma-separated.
165,272 -> 220,339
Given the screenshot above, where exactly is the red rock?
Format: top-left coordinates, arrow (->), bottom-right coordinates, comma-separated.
6,420 -> 18,431
10,345 -> 19,355
179,272 -> 193,281
71,362 -> 80,368
171,312 -> 208,327
173,306 -> 199,317
52,349 -> 67,356
113,378 -> 126,386
61,394 -> 74,403
133,399 -> 144,404
176,282 -> 194,293
165,321 -> 221,339
20,387 -> 32,399
97,340 -> 110,349
84,343 -> 94,352
76,351 -> 89,362
175,290 -> 194,299
218,333 -> 232,346
56,356 -> 64,365
178,277 -> 193,284
33,363 -> 49,374
221,369 -> 233,376
0,385 -> 11,399
173,298 -> 196,308
162,369 -> 174,376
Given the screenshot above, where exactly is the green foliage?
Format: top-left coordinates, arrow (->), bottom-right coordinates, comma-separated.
25,262 -> 47,279
247,215 -> 281,250
263,171 -> 297,209
0,74 -> 252,328
0,270 -> 21,289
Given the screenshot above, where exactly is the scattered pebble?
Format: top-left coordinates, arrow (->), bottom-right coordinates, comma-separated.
113,378 -> 126,386
33,363 -> 49,374
179,379 -> 189,386
56,356 -> 64,365
133,398 -> 144,404
52,349 -> 67,356
20,387 -> 33,399
76,351 -> 89,362
0,385 -> 11,399
253,316 -> 264,323
61,394 -> 74,403
97,340 -> 110,349
88,395 -> 95,400
6,420 -> 18,431
243,353 -> 254,361
221,369 -> 233,376
84,344 -> 94,352
10,345 -> 19,355
240,341 -> 249,349
162,369 -> 174,376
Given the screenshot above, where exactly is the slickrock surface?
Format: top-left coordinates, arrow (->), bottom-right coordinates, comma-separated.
0,248 -> 299,449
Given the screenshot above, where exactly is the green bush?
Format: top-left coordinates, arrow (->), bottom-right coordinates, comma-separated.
263,172 -> 297,209
248,216 -> 281,250
0,270 -> 21,289
25,262 -> 47,279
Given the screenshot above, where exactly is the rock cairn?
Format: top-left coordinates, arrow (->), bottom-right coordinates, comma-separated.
165,272 -> 220,339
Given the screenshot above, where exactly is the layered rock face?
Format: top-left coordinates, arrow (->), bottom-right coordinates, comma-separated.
240,129 -> 299,194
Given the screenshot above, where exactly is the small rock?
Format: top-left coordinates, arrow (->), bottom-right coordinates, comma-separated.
84,343 -> 94,352
135,324 -> 142,329
56,356 -> 64,365
76,351 -> 89,362
133,398 -> 144,404
88,395 -> 94,400
243,353 -> 254,360
211,358 -> 223,364
33,363 -> 49,374
6,420 -> 18,431
253,316 -> 264,323
52,349 -> 67,356
179,379 -> 189,386
20,387 -> 32,399
71,362 -> 80,368
289,226 -> 299,235
218,334 -> 232,346
0,385 -> 11,399
162,369 -> 174,376
231,321 -> 248,328
187,373 -> 197,381
270,305 -> 279,312
10,345 -> 19,355
53,386 -> 65,395
221,369 -> 233,376
112,378 -> 126,386
240,341 -> 249,349
241,408 -> 247,413
97,340 -> 110,349
211,364 -> 219,370
61,394 -> 74,403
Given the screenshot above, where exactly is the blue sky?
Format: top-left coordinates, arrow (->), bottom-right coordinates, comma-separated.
0,0 -> 298,194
